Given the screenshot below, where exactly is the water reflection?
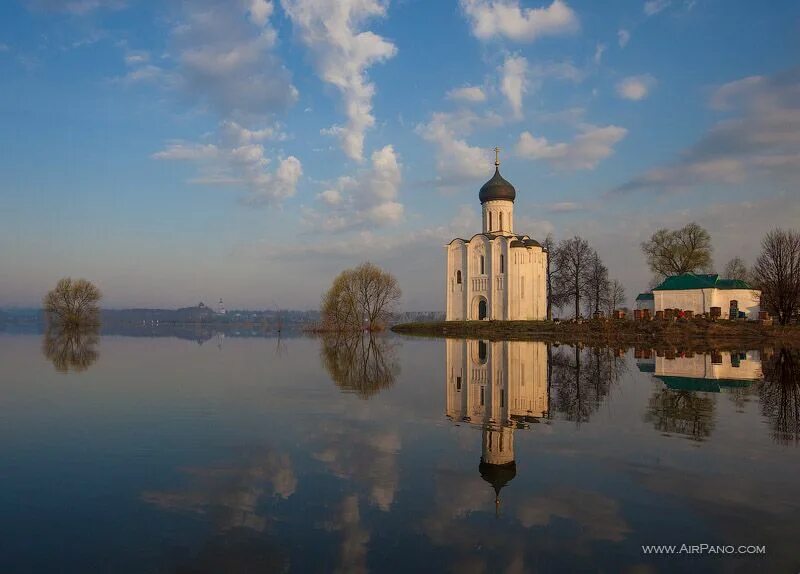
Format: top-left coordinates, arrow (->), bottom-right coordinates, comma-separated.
759,349 -> 800,444
142,448 -> 296,532
445,340 -> 549,509
41,324 -> 100,373
639,349 -> 763,442
321,334 -> 399,399
551,345 -> 625,424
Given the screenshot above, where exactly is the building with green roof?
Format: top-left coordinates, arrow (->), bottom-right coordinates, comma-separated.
650,273 -> 760,319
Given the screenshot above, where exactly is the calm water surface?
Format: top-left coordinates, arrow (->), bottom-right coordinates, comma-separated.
1,332 -> 799,573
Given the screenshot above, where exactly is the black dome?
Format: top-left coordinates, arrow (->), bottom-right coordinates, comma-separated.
479,167 -> 516,203
479,460 -> 517,496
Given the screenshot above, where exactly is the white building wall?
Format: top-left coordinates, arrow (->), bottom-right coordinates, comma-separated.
654,288 -> 761,318
710,289 -> 760,319
445,339 -> 548,422
655,351 -> 762,381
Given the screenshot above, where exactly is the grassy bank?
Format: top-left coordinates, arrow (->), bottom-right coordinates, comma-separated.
392,319 -> 800,349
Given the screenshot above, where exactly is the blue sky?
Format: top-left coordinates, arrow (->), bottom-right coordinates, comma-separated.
1,0 -> 799,310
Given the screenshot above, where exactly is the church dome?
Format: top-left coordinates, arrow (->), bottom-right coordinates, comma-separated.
479,167 -> 516,203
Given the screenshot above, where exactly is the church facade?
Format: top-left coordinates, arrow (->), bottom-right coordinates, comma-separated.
445,156 -> 547,321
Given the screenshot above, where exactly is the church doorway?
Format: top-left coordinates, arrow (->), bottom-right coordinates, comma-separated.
478,299 -> 488,320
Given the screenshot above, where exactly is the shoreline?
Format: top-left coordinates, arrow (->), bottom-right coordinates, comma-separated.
391,319 -> 800,349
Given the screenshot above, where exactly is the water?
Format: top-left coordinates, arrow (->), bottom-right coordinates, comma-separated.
1,331 -> 798,573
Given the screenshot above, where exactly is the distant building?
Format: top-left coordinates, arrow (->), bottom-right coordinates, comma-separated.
445,150 -> 547,321
217,298 -> 226,315
635,292 -> 655,314
651,273 -> 760,319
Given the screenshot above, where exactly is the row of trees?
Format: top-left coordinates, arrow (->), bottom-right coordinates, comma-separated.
544,235 -> 626,319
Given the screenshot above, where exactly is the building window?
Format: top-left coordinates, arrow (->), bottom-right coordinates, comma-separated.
500,389 -> 505,408
480,255 -> 485,275
500,254 -> 504,273
456,270 -> 462,284
500,212 -> 504,229
456,376 -> 462,391
480,386 -> 485,406
489,212 -> 493,230
478,340 -> 487,363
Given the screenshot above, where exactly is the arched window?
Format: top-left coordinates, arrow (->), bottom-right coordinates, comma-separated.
489,212 -> 493,230
480,255 -> 485,274
456,270 -> 462,284
500,254 -> 504,273
478,340 -> 487,362
499,212 -> 504,230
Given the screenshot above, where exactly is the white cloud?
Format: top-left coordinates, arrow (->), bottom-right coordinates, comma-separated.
612,68 -> 800,194
617,28 -> 630,48
152,128 -> 302,205
305,145 -> 404,230
616,74 -> 656,101
593,43 -> 606,64
25,0 -> 126,14
152,142 -> 220,161
516,124 -> 627,170
643,0 -> 671,16
172,0 -> 297,118
446,85 -> 487,103
416,110 -> 502,182
281,0 -> 397,161
546,201 -> 583,213
460,0 -> 579,42
221,120 -> 287,145
500,54 -> 528,118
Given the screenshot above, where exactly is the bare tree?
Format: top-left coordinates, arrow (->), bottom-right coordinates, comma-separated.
723,256 -> 750,281
759,349 -> 800,444
641,222 -> 713,279
583,251 -> 609,316
542,233 -> 557,320
752,228 -> 800,325
321,262 -> 401,331
43,277 -> 102,327
553,236 -> 593,318
605,280 -> 626,316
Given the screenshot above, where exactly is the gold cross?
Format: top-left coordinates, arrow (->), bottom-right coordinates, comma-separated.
493,146 -> 501,166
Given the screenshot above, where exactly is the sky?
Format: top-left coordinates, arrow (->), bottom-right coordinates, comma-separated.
1,0 -> 799,311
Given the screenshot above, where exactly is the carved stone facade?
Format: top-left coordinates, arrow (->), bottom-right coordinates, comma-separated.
445,165 -> 547,321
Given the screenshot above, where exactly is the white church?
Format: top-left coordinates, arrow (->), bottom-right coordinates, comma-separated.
445,152 -> 547,321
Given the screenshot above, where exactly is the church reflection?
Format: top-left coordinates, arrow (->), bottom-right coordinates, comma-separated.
445,339 -> 549,510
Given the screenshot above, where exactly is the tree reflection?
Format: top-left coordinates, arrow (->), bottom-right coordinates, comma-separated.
320,334 -> 399,399
645,389 -> 715,441
551,346 -> 625,423
759,349 -> 800,444
41,324 -> 99,373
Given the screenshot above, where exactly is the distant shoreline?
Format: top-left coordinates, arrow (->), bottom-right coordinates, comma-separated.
392,319 -> 800,349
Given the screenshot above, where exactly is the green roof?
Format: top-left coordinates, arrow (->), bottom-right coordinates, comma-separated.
656,375 -> 756,393
636,293 -> 654,301
653,273 -> 754,291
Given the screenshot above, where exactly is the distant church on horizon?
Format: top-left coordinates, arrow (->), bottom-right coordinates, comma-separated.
445,149 -> 547,321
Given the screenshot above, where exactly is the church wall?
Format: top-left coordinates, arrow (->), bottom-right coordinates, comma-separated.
482,200 -> 514,235
445,339 -> 549,423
